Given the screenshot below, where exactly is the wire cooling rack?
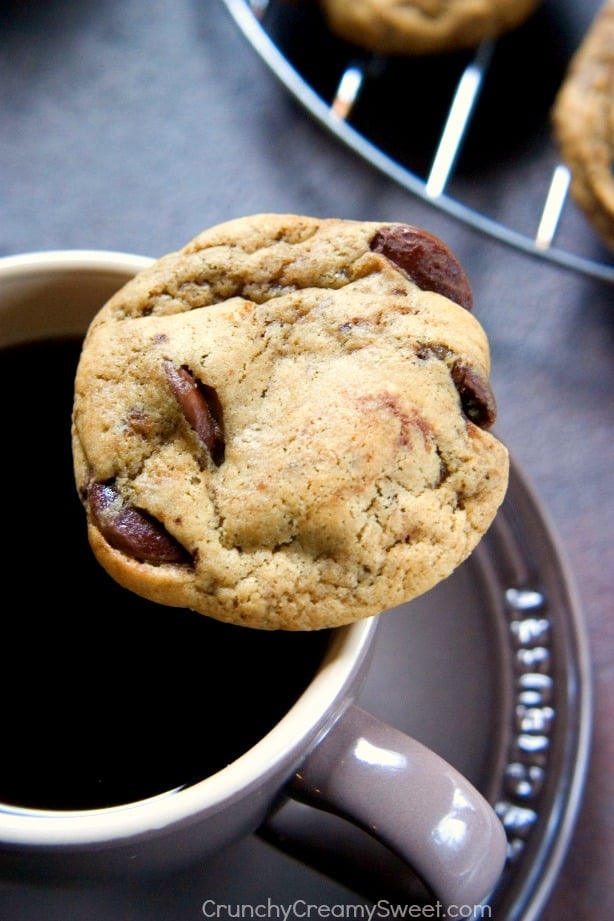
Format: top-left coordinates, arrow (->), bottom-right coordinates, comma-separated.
221,0 -> 614,285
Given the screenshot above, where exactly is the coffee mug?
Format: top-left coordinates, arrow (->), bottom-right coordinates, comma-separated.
0,250 -> 507,909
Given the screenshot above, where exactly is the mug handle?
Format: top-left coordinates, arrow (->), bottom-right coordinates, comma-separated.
262,704 -> 507,910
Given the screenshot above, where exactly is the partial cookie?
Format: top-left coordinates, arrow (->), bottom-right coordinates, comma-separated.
552,1 -> 614,251
72,214 -> 509,631
312,0 -> 542,56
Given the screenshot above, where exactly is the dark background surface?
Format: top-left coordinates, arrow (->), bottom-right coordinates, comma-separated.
1,1 -> 612,919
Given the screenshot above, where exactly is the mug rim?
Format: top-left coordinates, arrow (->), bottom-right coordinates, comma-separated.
0,248 -> 155,276
0,249 -> 379,846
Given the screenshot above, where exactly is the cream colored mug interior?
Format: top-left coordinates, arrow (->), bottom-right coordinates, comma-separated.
0,250 -> 154,346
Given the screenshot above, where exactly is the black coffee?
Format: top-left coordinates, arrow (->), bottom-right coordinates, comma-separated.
1,338 -> 330,811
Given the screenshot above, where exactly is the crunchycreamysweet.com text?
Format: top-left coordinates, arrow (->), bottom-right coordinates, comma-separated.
202,899 -> 492,920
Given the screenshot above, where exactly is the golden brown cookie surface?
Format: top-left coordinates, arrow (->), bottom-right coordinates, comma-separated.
72,214 -> 509,630
552,1 -> 614,251
313,0 -> 542,56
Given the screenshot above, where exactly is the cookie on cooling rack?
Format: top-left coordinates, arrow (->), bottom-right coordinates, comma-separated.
72,214 -> 509,630
311,0 -> 542,56
551,0 -> 614,251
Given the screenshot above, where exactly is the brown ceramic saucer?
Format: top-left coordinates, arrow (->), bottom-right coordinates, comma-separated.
0,459 -> 591,919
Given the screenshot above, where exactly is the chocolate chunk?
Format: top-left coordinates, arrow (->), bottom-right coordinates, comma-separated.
451,364 -> 497,429
88,482 -> 190,563
370,225 -> 473,311
165,363 -> 225,465
417,346 -> 496,428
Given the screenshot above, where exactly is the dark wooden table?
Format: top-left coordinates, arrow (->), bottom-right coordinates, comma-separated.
1,1 -> 611,918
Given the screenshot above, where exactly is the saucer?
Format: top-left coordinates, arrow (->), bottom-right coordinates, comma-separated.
0,458 -> 591,919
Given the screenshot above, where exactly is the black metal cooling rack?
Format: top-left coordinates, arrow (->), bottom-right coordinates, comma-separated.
221,0 -> 614,285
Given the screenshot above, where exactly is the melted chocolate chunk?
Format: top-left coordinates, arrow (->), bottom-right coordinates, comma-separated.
451,364 -> 497,429
165,363 -> 225,465
370,225 -> 473,311
88,482 -> 190,564
416,346 -> 496,429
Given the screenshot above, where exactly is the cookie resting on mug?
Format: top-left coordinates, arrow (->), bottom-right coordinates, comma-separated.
72,214 -> 509,630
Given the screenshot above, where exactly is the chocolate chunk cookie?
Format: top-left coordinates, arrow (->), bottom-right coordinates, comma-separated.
72,214 -> 509,630
312,0 -> 542,56
552,1 -> 614,251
